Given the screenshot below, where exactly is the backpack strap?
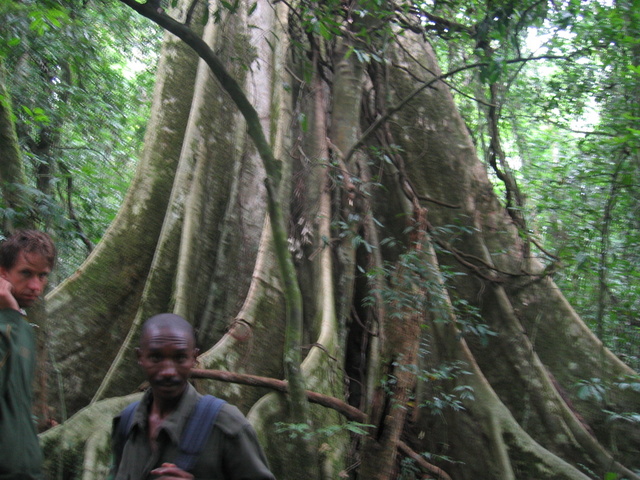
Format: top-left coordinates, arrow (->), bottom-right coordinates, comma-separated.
115,395 -> 226,473
175,395 -> 227,471
115,400 -> 140,466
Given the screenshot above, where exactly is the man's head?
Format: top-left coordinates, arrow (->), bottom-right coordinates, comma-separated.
0,230 -> 56,308
137,313 -> 199,403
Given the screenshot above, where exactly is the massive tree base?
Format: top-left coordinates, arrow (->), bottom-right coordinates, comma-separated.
41,1 -> 639,479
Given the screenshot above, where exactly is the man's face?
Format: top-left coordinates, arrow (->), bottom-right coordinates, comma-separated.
0,251 -> 51,308
137,326 -> 198,402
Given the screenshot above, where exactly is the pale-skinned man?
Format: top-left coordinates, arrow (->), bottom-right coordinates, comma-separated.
0,230 -> 56,480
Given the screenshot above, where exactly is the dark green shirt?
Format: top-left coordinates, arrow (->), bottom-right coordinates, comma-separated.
110,384 -> 275,480
0,309 -> 44,480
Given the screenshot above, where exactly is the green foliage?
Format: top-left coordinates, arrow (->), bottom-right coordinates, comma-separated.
574,375 -> 640,439
398,456 -> 422,480
603,409 -> 640,426
615,375 -> 640,394
411,345 -> 475,417
1,0 -> 161,277
274,421 -> 374,440
515,1 -> 640,369
575,377 -> 607,403
363,231 -> 497,345
423,0 -> 639,369
362,238 -> 482,416
398,450 -> 462,480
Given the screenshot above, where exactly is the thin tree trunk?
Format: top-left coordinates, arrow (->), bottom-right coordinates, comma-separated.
0,63 -> 32,231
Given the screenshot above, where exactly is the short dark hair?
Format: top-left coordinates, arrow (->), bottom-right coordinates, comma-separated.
0,230 -> 57,270
140,313 -> 196,346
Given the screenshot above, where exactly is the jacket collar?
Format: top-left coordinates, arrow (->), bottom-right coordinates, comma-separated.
132,383 -> 200,445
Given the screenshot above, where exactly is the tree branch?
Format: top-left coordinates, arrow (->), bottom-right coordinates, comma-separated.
191,368 -> 367,422
344,54 -> 575,165
398,440 -> 453,480
191,369 -> 455,480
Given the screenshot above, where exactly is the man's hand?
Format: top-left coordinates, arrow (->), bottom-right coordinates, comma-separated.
0,277 -> 19,311
150,463 -> 194,480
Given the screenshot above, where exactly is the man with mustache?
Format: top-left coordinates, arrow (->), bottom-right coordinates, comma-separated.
0,230 -> 56,480
109,313 -> 275,480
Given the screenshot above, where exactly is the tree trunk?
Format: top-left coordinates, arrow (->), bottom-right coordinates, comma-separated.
0,62 -> 32,231
40,1 -> 639,479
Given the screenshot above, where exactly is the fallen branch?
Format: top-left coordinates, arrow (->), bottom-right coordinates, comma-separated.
190,368 -> 366,422
193,368 -> 453,480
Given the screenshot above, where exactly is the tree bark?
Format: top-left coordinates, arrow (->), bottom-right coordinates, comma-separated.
0,62 -> 32,231
40,1 -> 640,479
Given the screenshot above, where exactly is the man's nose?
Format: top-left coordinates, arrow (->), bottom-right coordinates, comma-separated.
27,276 -> 45,293
159,361 -> 177,377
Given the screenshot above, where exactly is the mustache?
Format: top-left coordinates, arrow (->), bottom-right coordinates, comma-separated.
152,378 -> 182,387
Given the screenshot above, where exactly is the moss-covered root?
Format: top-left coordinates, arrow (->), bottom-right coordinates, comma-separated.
41,394 -> 141,480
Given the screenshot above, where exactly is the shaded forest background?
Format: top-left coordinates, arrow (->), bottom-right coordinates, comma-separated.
1,0 -> 639,479
3,0 -> 637,367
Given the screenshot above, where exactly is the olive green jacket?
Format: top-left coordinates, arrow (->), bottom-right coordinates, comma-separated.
0,309 -> 44,480
110,384 -> 275,480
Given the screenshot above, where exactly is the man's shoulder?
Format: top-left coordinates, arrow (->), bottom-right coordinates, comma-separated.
0,308 -> 23,323
0,309 -> 27,338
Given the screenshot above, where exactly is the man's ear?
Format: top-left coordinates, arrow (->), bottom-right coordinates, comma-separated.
0,267 -> 7,279
135,347 -> 142,364
193,348 -> 200,359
